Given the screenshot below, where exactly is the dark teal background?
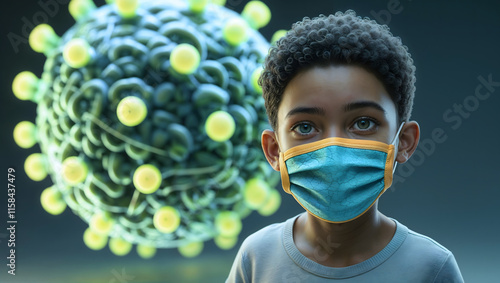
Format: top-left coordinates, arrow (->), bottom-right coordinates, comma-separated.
1,0 -> 499,282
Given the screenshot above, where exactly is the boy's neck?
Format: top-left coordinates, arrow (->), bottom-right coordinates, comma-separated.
293,205 -> 396,268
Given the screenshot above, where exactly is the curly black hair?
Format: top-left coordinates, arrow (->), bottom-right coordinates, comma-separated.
260,10 -> 416,130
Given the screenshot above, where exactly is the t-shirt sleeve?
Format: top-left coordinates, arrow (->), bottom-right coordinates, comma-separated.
226,247 -> 250,283
433,253 -> 464,283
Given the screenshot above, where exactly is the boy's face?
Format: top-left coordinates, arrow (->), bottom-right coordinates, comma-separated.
261,64 -> 420,223
274,64 -> 399,153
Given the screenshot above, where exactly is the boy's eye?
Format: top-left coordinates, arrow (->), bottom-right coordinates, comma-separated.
352,118 -> 379,132
291,122 -> 317,136
356,119 -> 372,129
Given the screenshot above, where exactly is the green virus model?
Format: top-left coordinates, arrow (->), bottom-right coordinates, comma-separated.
12,0 -> 285,258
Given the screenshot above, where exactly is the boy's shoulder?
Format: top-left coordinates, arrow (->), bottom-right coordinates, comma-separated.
397,220 -> 453,259
390,219 -> 463,281
407,229 -> 450,250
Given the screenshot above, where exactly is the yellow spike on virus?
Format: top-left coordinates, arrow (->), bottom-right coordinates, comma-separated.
24,153 -> 47,181
89,212 -> 115,235
13,0 -> 281,258
188,0 -> 209,13
61,156 -> 89,185
251,68 -> 263,93
215,211 -> 242,237
63,38 -> 92,68
13,121 -> 37,149
242,1 -> 271,29
115,0 -> 139,18
133,164 -> 162,194
210,0 -> 226,6
178,241 -> 203,258
40,186 -> 67,215
109,237 -> 133,256
137,244 -> 157,259
244,178 -> 271,209
83,227 -> 108,250
205,110 -> 236,142
223,17 -> 250,46
116,96 -> 148,126
170,43 -> 201,75
271,29 -> 287,44
153,206 -> 181,233
29,24 -> 59,54
69,0 -> 97,21
214,235 -> 238,250
12,71 -> 39,101
258,189 -> 282,216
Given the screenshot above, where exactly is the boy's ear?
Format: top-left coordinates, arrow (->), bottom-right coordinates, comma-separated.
396,121 -> 420,163
261,129 -> 281,171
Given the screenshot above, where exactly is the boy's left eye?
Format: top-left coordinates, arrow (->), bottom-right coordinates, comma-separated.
353,118 -> 378,131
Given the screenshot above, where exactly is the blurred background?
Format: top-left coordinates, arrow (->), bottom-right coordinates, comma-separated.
1,0 -> 499,282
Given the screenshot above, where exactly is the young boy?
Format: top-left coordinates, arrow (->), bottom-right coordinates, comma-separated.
226,10 -> 464,282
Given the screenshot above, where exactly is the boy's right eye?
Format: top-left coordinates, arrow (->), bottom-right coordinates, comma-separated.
291,122 -> 318,137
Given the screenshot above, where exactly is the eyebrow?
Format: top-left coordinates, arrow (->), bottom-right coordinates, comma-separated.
286,106 -> 326,118
343,101 -> 386,114
285,101 -> 387,119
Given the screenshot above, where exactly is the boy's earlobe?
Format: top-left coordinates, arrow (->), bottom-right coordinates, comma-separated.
261,129 -> 281,171
396,121 -> 420,163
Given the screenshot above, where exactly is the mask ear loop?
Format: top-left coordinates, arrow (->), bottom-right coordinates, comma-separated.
392,122 -> 405,174
273,133 -> 292,194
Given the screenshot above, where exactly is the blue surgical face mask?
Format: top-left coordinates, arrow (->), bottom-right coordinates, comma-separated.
279,123 -> 404,223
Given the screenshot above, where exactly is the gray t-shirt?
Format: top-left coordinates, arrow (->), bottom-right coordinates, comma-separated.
226,214 -> 463,282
